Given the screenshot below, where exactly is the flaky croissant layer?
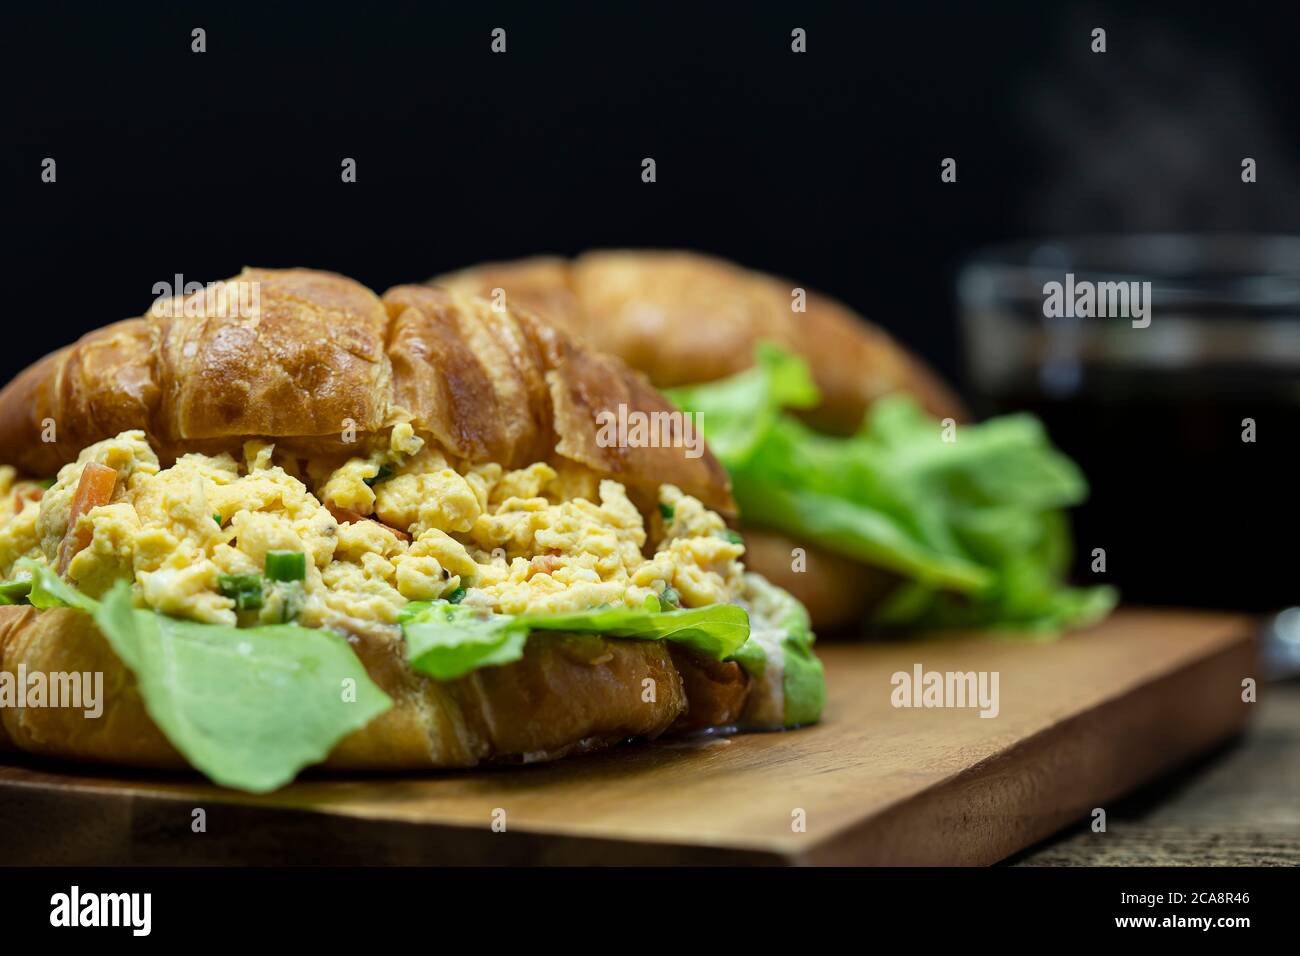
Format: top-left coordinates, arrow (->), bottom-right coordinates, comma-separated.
0,270 -> 732,514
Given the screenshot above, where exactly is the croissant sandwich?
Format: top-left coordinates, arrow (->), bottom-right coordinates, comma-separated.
0,268 -> 825,793
436,251 -> 1115,634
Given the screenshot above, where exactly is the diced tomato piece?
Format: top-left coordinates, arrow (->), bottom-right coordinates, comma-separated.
57,462 -> 118,574
12,484 -> 43,512
526,554 -> 562,579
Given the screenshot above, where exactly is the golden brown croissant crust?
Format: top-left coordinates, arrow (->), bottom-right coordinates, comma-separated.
433,249 -> 966,434
0,604 -> 748,771
0,268 -> 732,514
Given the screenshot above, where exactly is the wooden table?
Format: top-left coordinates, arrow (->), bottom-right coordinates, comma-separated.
0,608 -> 1260,865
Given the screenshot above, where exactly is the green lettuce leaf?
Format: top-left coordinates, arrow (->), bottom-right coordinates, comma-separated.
402,597 -> 750,682
26,561 -> 90,610
668,345 -> 1116,633
524,600 -> 749,658
667,342 -> 819,466
401,603 -> 532,681
0,577 -> 33,605
731,575 -> 825,726
782,637 -> 826,727
21,561 -> 392,793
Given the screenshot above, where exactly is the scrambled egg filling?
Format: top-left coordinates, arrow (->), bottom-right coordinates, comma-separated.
0,426 -> 747,634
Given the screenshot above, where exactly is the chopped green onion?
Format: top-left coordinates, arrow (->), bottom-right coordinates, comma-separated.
37,478 -> 56,490
719,529 -> 743,545
264,551 -> 306,582
212,514 -> 222,526
278,583 -> 304,623
446,586 -> 467,604
219,573 -> 262,591
658,503 -> 675,521
0,577 -> 33,604
363,465 -> 394,488
218,573 -> 264,611
661,586 -> 681,608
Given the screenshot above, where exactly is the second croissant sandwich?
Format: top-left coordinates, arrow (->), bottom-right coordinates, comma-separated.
0,268 -> 824,792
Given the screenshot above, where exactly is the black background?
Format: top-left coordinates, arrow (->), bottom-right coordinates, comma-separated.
5,1 -> 1299,609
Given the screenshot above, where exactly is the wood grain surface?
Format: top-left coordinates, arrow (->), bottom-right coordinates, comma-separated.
0,609 -> 1257,866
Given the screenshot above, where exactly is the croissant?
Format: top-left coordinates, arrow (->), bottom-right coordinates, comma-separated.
0,268 -> 819,787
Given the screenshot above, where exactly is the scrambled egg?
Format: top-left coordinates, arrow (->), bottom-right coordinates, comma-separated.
0,467 -> 47,573
0,425 -> 746,635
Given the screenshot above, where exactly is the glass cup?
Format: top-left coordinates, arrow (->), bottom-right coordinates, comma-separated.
958,235 -> 1300,612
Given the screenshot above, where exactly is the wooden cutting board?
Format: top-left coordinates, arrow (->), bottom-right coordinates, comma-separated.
0,609 -> 1256,866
